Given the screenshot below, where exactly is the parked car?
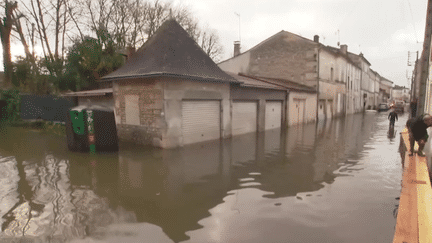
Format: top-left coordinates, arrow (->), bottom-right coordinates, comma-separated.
377,103 -> 390,112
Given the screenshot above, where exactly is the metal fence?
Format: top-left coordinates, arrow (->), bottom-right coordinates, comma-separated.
20,94 -> 75,122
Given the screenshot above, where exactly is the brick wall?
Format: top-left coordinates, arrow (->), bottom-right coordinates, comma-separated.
114,79 -> 163,145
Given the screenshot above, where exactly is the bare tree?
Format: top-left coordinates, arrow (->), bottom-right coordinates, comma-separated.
199,27 -> 224,62
20,0 -> 72,66
12,11 -> 31,60
0,0 -> 18,87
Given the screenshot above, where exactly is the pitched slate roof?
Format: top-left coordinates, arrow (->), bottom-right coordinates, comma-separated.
226,72 -> 286,91
101,19 -> 239,83
239,73 -> 317,93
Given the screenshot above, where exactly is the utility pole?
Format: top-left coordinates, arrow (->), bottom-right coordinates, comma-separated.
408,51 -> 411,66
417,0 -> 432,115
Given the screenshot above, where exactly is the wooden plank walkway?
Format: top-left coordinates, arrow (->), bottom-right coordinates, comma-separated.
393,128 -> 432,243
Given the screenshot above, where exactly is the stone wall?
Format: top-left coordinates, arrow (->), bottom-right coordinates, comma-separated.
113,79 -> 164,146
248,32 -> 317,84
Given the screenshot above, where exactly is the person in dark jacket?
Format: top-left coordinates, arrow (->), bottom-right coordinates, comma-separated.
406,114 -> 432,156
388,109 -> 398,128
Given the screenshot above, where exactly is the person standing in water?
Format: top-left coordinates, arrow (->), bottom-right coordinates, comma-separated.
388,108 -> 398,128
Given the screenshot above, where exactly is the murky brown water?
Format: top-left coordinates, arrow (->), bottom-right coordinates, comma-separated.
0,111 -> 407,243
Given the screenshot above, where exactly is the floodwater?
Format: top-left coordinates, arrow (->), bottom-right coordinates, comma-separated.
0,111 -> 408,243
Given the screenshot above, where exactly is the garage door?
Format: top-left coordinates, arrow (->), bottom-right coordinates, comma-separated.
232,101 -> 257,136
182,100 -> 221,145
292,99 -> 305,126
265,101 -> 282,130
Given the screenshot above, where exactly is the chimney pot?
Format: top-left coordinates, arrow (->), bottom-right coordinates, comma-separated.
234,41 -> 241,57
313,35 -> 319,43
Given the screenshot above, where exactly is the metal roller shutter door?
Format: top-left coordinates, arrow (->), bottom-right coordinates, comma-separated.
182,100 -> 221,145
232,101 -> 257,136
265,101 -> 282,130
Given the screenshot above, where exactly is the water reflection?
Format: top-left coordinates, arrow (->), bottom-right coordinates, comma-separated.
388,126 -> 396,140
0,113 -> 398,242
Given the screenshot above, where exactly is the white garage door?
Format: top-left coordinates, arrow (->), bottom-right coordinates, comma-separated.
265,101 -> 282,130
232,101 -> 257,136
292,99 -> 305,126
182,100 -> 221,145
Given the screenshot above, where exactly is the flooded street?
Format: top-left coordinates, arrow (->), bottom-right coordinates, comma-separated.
0,111 -> 407,243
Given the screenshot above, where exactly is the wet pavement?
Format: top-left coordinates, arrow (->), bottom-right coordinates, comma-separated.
0,111 -> 408,242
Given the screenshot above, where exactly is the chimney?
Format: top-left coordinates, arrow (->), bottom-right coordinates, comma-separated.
234,41 -> 241,57
313,35 -> 319,43
340,44 -> 347,55
127,46 -> 136,59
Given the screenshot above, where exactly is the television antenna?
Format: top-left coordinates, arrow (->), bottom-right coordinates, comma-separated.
234,12 -> 241,42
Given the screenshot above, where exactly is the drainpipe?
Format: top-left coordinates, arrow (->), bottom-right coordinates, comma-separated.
285,90 -> 289,127
316,47 -> 320,122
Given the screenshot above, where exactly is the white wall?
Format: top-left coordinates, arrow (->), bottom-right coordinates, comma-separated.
287,91 -> 317,126
218,52 -> 251,74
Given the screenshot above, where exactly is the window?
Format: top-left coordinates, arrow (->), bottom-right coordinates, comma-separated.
330,68 -> 334,82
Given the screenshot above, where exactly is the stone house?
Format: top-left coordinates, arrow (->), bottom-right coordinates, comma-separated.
100,19 -> 239,148
347,52 -> 374,110
325,46 -> 362,115
218,31 -> 363,120
379,78 -> 393,104
368,69 -> 381,109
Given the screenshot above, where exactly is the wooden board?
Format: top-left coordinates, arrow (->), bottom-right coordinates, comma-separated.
393,154 -> 419,243
393,128 -> 432,243
416,156 -> 432,242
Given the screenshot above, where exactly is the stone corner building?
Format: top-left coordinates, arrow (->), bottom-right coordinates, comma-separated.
100,19 -> 239,148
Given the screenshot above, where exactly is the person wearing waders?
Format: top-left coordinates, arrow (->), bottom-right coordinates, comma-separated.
406,114 -> 432,157
388,108 -> 398,129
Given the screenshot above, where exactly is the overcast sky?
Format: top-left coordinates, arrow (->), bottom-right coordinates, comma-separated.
173,0 -> 428,87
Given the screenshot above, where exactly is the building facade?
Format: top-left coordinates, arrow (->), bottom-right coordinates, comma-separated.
218,31 -> 384,120
236,74 -> 317,126
392,85 -> 410,103
379,78 -> 393,104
